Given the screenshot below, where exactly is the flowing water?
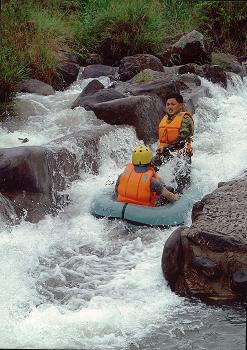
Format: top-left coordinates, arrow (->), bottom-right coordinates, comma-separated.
0,74 -> 246,349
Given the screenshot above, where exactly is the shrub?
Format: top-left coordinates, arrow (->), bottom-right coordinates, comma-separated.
75,0 -> 168,65
194,1 -> 247,56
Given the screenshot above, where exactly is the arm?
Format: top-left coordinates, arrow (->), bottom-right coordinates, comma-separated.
161,188 -> 180,202
151,178 -> 179,202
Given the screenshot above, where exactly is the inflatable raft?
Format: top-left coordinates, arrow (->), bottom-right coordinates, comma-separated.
90,187 -> 193,227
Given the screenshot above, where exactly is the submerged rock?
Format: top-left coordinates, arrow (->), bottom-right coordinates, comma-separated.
162,174 -> 247,303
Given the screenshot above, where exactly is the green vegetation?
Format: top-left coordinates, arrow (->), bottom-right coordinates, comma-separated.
1,0 -> 247,116
194,1 -> 247,55
74,0 -> 195,65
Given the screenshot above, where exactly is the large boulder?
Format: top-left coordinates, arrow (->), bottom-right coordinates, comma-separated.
162,175 -> 247,302
157,30 -> 211,67
71,88 -> 126,110
111,77 -> 180,102
212,52 -> 245,78
81,64 -> 118,79
118,54 -> 164,81
93,74 -> 209,138
178,63 -> 227,88
93,95 -> 165,144
0,125 -> 127,222
18,79 -> 55,96
54,49 -> 81,90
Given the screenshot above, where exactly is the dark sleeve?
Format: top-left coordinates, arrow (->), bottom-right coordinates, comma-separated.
115,176 -> 120,193
150,178 -> 163,195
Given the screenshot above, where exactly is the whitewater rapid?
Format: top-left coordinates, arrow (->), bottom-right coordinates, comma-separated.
0,75 -> 246,349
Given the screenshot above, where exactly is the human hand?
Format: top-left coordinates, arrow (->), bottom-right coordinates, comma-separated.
157,146 -> 164,154
173,193 -> 181,201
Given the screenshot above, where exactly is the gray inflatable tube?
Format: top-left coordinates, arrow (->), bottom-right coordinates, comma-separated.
90,187 -> 194,227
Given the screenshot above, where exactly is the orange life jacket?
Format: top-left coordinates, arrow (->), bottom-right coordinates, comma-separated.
117,164 -> 158,207
158,112 -> 194,152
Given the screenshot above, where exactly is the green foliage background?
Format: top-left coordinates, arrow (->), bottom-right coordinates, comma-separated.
0,0 -> 246,113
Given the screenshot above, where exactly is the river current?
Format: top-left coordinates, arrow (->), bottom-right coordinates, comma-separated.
0,74 -> 246,349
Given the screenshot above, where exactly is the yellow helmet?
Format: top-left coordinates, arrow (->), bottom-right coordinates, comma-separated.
132,145 -> 153,165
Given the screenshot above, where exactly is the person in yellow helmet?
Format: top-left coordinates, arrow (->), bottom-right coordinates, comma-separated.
115,145 -> 179,207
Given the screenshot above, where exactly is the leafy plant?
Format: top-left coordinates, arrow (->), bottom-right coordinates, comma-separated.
194,1 -> 247,55
75,0 -> 168,65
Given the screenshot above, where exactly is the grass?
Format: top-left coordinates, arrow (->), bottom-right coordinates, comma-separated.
194,1 -> 247,55
73,0 -> 167,65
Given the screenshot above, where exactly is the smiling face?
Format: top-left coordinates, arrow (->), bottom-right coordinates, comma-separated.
166,98 -> 183,117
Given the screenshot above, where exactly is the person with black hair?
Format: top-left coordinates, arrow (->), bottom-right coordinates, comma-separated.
152,92 -> 194,193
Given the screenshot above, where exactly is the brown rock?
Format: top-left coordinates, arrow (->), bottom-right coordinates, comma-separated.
162,175 -> 247,302
119,54 -> 164,81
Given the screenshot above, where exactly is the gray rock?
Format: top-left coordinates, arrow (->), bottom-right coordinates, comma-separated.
119,54 -> 164,81
157,30 -> 211,67
82,64 -> 118,79
0,125 -> 127,223
18,79 -> 55,96
93,95 -> 165,144
72,89 -> 126,110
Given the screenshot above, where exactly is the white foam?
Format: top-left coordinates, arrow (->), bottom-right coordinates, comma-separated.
0,76 -> 246,348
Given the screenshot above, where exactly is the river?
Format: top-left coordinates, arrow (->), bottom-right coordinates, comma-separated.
0,74 -> 246,349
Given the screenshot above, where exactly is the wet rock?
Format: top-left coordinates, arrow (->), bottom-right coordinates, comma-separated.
128,79 -> 182,101
71,79 -> 104,108
201,65 -> 227,88
212,52 -> 245,77
93,95 -> 165,144
127,68 -> 176,83
0,125 -> 126,223
182,85 -> 210,114
192,256 -> 221,279
162,175 -> 247,302
161,227 -> 184,289
57,62 -> 80,88
157,30 -> 211,67
93,74 -> 208,136
176,74 -> 201,87
54,49 -> 81,90
81,64 -> 118,79
18,79 -> 55,96
118,54 -> 164,81
0,193 -> 19,226
79,79 -> 104,97
71,88 -> 126,110
178,63 -> 227,88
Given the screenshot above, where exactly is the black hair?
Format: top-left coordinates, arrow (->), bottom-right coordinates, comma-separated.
165,92 -> 183,104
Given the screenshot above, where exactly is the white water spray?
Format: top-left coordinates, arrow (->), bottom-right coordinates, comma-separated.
0,75 -> 246,349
